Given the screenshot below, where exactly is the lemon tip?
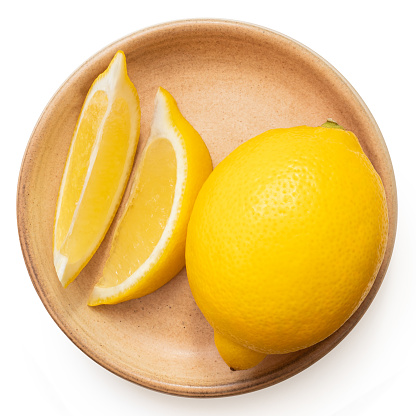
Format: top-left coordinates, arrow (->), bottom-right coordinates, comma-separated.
214,331 -> 267,371
53,250 -> 70,288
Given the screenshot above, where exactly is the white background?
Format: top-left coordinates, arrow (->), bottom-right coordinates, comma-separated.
2,1 -> 415,415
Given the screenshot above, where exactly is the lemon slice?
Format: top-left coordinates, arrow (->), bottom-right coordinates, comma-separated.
54,51 -> 140,288
88,87 -> 212,305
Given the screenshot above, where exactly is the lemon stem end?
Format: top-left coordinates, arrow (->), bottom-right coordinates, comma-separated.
321,118 -> 345,130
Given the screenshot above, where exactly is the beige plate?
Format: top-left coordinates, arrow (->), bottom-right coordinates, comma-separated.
17,19 -> 397,397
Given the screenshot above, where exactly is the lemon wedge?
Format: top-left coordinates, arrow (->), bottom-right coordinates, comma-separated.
88,87 -> 212,305
54,51 -> 140,288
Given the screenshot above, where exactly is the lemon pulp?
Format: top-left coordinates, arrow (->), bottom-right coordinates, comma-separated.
56,93 -> 131,264
98,138 -> 177,288
55,90 -> 108,251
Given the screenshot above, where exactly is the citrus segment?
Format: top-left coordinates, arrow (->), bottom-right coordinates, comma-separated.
88,87 -> 212,305
54,51 -> 140,287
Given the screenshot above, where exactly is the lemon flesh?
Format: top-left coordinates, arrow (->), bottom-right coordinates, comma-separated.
186,125 -> 389,370
98,138 -> 177,288
88,87 -> 212,305
54,90 -> 109,253
54,51 -> 140,288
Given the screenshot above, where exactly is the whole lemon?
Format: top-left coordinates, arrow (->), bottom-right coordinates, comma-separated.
185,123 -> 389,370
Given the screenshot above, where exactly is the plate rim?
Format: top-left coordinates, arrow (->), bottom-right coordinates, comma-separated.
17,18 -> 398,397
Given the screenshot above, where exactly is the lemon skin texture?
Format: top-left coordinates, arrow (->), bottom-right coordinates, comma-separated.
185,125 -> 389,369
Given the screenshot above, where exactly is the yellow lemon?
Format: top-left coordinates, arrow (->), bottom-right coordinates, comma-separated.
54,51 -> 140,287
88,88 -> 212,306
186,123 -> 389,370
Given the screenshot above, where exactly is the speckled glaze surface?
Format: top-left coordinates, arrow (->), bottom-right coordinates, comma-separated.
17,19 -> 397,397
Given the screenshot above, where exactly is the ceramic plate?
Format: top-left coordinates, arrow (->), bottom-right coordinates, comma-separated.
17,19 -> 397,397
